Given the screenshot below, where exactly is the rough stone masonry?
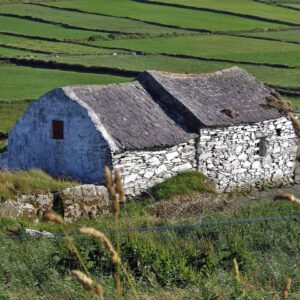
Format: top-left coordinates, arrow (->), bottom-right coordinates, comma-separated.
112,139 -> 197,196
197,117 -> 298,191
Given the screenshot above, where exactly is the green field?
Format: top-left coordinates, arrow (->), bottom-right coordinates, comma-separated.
40,54 -> 300,89
0,45 -> 37,56
147,0 -> 300,24
0,4 -> 186,35
0,0 -> 300,130
0,63 -> 130,101
88,35 -> 300,67
0,33 -> 120,55
287,3 -> 300,8
0,15 -> 107,41
0,101 -> 33,133
49,0 -> 282,32
242,29 -> 300,43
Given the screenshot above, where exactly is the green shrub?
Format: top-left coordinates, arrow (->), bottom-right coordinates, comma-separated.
121,232 -> 198,287
151,171 -> 215,200
0,169 -> 76,201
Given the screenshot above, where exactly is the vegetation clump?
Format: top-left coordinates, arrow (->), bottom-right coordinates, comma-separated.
0,169 -> 76,201
150,171 -> 215,200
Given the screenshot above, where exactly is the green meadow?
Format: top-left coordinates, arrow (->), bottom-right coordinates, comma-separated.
0,33 -> 118,55
148,0 -> 300,24
0,63 -> 130,101
49,0 -> 281,32
39,54 -> 300,89
243,29 -> 300,43
0,0 -> 299,128
88,35 -> 300,67
0,45 -> 37,56
0,101 -> 32,133
0,15 -> 106,41
0,4 -> 184,35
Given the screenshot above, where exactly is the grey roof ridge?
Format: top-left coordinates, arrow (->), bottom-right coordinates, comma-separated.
63,80 -> 137,90
145,66 -> 250,77
62,86 -> 119,152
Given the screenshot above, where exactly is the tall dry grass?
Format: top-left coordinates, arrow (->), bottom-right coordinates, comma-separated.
43,167 -> 139,299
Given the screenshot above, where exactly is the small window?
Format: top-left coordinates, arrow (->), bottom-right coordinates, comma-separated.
52,120 -> 64,140
276,129 -> 281,136
255,137 -> 267,157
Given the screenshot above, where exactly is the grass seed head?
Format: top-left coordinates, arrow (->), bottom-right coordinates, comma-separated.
43,211 -> 64,224
233,258 -> 240,283
274,193 -> 300,205
282,277 -> 292,299
71,270 -> 93,291
79,227 -> 121,264
104,166 -> 116,198
114,169 -> 126,202
71,270 -> 104,300
288,113 -> 300,137
94,284 -> 105,299
112,199 -> 120,216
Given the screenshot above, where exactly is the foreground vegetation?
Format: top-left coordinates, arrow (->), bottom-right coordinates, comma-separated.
0,170 -> 298,298
1,191 -> 300,298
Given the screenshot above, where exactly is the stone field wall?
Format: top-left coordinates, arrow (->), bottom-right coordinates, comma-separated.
112,139 -> 197,196
197,117 -> 298,191
0,185 -> 110,222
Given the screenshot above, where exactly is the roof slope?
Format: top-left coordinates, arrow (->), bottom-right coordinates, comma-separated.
141,67 -> 282,127
64,81 -> 192,150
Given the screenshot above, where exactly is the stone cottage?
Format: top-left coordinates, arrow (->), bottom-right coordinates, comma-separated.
7,67 -> 298,196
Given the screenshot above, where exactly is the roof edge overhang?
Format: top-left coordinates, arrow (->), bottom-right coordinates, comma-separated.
62,87 -> 119,152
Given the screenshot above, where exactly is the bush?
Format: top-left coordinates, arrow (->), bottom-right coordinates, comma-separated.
0,169 -> 76,201
151,171 -> 215,200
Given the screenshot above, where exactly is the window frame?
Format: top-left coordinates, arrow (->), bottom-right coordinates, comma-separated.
52,120 -> 64,140
255,137 -> 267,157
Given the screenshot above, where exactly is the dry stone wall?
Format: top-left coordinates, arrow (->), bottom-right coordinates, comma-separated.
0,193 -> 54,219
0,185 -> 110,222
61,185 -> 110,222
197,117 -> 298,191
112,140 -> 197,196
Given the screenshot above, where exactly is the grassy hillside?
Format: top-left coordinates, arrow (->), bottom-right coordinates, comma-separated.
0,63 -> 130,101
147,0 -> 300,24
49,0 -> 282,32
0,0 -> 300,136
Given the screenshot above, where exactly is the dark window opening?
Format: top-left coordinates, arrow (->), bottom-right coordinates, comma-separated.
255,137 -> 267,157
276,128 -> 281,136
52,120 -> 64,140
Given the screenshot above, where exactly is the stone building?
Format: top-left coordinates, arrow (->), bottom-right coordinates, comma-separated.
7,67 -> 298,196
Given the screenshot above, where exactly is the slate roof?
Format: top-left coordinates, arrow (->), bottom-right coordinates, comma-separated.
64,81 -> 193,150
62,67 -> 285,151
141,67 -> 282,127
